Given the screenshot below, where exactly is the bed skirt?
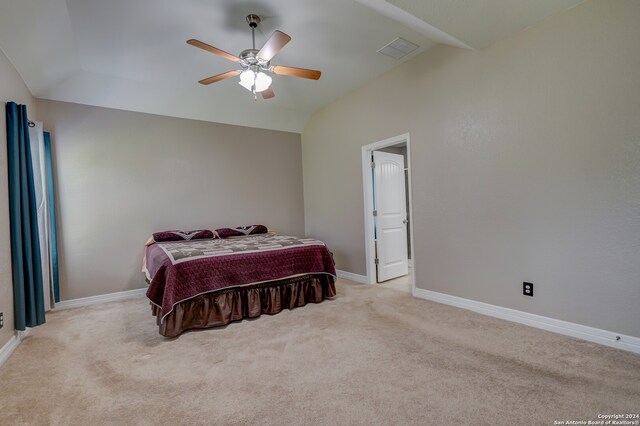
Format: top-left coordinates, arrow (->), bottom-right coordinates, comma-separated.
151,274 -> 336,337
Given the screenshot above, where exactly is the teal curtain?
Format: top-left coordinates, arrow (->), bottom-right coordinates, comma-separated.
6,102 -> 46,330
43,131 -> 59,303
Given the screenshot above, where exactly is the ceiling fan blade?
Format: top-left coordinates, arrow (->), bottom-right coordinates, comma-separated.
187,39 -> 239,63
257,31 -> 291,61
261,86 -> 275,99
272,65 -> 321,80
198,70 -> 241,85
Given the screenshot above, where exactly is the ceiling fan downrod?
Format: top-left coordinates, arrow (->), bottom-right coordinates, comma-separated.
246,14 -> 261,50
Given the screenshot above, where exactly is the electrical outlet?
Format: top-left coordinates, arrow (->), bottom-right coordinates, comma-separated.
0,312 -> 3,329
523,282 -> 534,297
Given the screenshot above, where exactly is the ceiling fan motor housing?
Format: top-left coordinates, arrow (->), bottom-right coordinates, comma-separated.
239,49 -> 269,70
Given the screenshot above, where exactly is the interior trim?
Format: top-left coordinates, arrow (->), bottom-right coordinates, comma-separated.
0,335 -> 21,368
0,329 -> 30,368
413,287 -> 640,355
53,288 -> 147,310
336,269 -> 369,284
361,133 -> 416,290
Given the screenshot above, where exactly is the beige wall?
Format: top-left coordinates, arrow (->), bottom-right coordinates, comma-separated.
0,49 -> 37,348
302,0 -> 640,336
36,100 -> 304,300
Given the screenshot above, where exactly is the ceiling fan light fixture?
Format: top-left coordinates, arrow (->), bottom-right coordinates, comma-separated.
238,70 -> 255,91
189,13 -> 320,99
238,70 -> 272,93
255,72 -> 272,92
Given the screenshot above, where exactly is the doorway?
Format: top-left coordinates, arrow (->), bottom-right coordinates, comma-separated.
361,133 -> 415,294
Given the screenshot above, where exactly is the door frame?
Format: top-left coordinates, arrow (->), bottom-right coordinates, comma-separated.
361,133 -> 416,291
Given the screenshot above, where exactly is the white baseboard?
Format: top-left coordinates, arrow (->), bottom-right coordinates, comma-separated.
336,269 -> 369,284
54,288 -> 147,311
413,288 -> 640,355
0,328 -> 31,368
0,335 -> 20,368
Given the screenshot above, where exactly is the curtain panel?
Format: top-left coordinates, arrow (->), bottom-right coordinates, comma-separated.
44,131 -> 60,303
6,102 -> 46,330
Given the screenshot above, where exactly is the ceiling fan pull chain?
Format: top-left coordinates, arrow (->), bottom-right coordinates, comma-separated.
252,70 -> 257,97
253,78 -> 257,100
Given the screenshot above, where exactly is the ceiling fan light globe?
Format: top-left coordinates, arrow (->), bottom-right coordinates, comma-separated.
254,72 -> 272,92
238,70 -> 255,91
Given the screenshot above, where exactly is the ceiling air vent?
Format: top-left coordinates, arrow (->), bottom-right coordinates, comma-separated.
377,37 -> 419,60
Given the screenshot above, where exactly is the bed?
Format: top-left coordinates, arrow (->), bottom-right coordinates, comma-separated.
144,232 -> 337,337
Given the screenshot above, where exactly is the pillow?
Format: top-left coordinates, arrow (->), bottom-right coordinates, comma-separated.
215,225 -> 268,239
152,229 -> 214,243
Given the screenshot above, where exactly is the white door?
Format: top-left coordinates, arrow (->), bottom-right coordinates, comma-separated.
373,151 -> 409,282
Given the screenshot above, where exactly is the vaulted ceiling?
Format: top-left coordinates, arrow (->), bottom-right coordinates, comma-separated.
0,0 -> 583,132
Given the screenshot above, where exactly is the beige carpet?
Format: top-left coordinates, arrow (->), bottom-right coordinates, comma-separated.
379,274 -> 413,293
1,280 -> 639,425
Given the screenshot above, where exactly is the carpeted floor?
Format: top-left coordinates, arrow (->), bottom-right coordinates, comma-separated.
379,274 -> 413,293
1,279 -> 639,425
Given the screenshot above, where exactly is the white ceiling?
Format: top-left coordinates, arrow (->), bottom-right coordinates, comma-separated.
379,0 -> 585,49
0,0 -> 584,133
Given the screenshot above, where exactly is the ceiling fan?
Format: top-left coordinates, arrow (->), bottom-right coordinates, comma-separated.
187,14 -> 321,100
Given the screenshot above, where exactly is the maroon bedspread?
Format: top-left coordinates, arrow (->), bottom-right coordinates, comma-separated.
145,234 -> 336,320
